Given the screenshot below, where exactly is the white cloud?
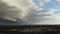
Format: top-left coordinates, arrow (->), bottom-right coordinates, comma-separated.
40,8 -> 44,10
39,0 -> 51,7
33,8 -> 56,24
45,0 -> 51,2
39,0 -> 50,7
48,9 -> 56,15
40,2 -> 44,7
33,0 -> 50,7
53,13 -> 60,20
33,0 -> 51,8
41,13 -> 60,25
41,8 -> 60,24
33,0 -> 45,7
57,0 -> 60,2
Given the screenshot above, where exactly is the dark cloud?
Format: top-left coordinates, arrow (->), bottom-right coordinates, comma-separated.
0,1 -> 23,23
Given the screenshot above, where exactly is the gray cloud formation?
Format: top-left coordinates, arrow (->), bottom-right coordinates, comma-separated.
0,1 -> 22,21
0,0 -> 34,23
0,0 -> 56,25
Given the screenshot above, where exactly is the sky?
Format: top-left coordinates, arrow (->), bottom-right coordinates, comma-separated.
32,0 -> 60,25
0,0 -> 60,25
